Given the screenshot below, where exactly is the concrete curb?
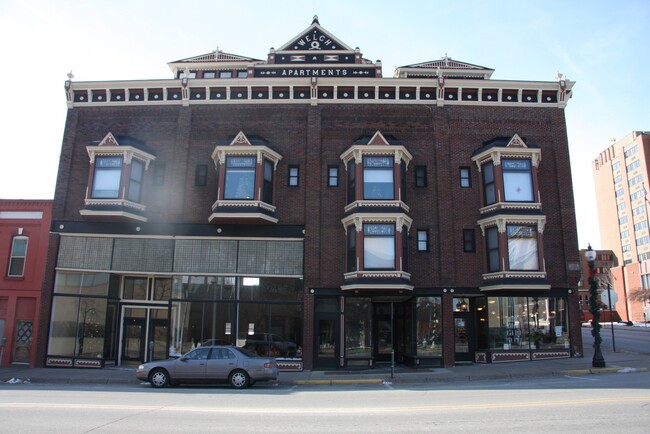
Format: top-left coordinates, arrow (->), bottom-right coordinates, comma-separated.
295,379 -> 384,385
561,366 -> 648,376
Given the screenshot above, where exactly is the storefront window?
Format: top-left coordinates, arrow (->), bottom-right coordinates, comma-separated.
169,301 -> 235,355
170,276 -> 303,359
416,297 -> 442,357
54,271 -> 110,296
344,298 -> 372,358
486,296 -> 569,351
47,296 -> 109,358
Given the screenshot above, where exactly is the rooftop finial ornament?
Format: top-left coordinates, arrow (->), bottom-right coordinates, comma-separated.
312,15 -> 319,25
67,71 -> 74,80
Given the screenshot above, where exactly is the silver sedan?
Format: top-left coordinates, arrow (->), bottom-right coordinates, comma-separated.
136,346 -> 278,389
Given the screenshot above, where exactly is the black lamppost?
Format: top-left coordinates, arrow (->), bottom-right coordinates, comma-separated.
585,244 -> 606,368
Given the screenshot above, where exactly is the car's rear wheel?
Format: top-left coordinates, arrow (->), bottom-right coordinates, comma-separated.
229,370 -> 250,389
149,368 -> 170,388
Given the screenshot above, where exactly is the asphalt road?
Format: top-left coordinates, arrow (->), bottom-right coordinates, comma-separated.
1,371 -> 649,433
582,323 -> 650,354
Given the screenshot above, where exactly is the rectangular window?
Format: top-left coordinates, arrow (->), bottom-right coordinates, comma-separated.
482,162 -> 496,205
347,161 -> 356,204
507,225 -> 539,270
486,227 -> 499,272
237,71 -> 248,78
203,71 -> 216,78
263,160 -> 274,204
463,229 -> 475,253
417,230 -> 429,252
220,71 -> 232,78
363,156 -> 394,200
460,167 -> 471,188
153,163 -> 165,186
347,226 -> 356,272
127,159 -> 144,202
8,236 -> 28,277
328,165 -> 339,187
364,224 -> 395,269
288,165 -> 299,187
92,156 -> 122,198
224,157 -> 255,199
195,164 -> 208,187
415,166 -> 427,188
503,159 -> 533,202
612,161 -> 620,170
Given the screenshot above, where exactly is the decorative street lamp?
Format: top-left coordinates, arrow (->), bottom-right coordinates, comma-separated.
585,244 -> 606,368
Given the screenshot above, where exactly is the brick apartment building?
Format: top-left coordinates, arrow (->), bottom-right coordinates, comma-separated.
40,17 -> 582,370
0,199 -> 52,367
593,131 -> 650,323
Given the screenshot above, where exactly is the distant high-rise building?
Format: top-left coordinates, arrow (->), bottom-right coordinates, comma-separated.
593,131 -> 650,322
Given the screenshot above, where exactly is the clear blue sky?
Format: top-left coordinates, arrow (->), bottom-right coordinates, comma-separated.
1,0 -> 648,250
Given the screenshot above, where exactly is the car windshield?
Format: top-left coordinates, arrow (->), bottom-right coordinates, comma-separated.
232,347 -> 260,358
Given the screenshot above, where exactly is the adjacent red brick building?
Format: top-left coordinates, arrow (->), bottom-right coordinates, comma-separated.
41,17 -> 582,370
0,199 -> 52,367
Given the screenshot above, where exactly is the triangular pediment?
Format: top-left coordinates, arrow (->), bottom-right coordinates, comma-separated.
395,56 -> 494,79
367,131 -> 390,146
97,132 -> 120,147
170,50 -> 262,65
277,16 -> 353,52
506,134 -> 527,148
229,131 -> 252,146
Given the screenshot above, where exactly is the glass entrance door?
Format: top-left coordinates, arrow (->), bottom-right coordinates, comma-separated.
373,303 -> 393,363
122,317 -> 146,362
314,313 -> 339,369
149,318 -> 168,361
453,312 -> 474,362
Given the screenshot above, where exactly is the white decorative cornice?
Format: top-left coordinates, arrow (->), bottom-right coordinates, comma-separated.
344,200 -> 410,214
86,132 -> 156,169
212,144 -> 283,169
341,213 -> 413,234
339,144 -> 413,167
471,133 -> 542,170
477,214 -> 546,236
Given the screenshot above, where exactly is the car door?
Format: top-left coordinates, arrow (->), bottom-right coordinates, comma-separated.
205,347 -> 237,380
173,347 -> 210,380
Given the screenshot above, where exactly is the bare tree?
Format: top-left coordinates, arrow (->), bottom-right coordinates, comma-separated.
628,286 -> 650,303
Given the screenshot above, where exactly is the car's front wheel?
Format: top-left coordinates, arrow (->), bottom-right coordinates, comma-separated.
229,370 -> 250,389
149,368 -> 170,388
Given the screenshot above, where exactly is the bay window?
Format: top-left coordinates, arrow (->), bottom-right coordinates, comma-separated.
507,225 -> 538,270
502,159 -> 533,202
363,156 -> 394,200
83,132 -> 156,221
210,131 -> 283,224
224,156 -> 256,199
364,224 -> 395,269
91,157 -> 122,199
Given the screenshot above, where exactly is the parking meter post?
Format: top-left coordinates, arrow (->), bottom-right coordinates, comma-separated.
149,340 -> 154,362
391,349 -> 394,379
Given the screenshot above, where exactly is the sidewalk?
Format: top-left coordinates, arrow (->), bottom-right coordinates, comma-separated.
1,346 -> 648,387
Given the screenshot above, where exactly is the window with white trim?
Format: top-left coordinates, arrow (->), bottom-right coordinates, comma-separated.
507,225 -> 539,270
363,156 -> 394,200
224,156 -> 256,199
91,156 -> 122,199
502,159 -> 533,202
8,236 -> 28,277
364,224 -> 396,269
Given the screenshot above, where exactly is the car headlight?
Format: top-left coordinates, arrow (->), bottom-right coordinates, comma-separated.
137,365 -> 145,370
